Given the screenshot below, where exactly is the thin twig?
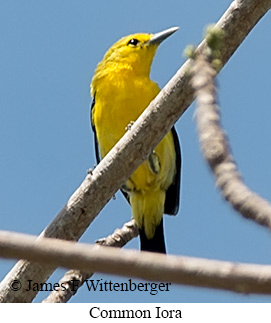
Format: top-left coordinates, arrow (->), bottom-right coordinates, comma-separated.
42,220 -> 138,303
0,230 -> 271,295
191,49 -> 271,228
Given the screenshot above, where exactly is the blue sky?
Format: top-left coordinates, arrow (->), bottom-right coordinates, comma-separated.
0,0 -> 271,303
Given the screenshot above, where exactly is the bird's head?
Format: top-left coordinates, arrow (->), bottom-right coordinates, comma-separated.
94,27 -> 179,79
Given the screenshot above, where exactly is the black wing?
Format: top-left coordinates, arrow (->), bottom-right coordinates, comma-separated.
164,126 -> 181,215
90,94 -> 101,164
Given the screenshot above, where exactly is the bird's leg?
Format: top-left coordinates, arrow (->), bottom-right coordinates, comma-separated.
125,121 -> 135,131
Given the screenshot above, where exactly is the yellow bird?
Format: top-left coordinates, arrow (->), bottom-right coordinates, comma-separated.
90,27 -> 181,253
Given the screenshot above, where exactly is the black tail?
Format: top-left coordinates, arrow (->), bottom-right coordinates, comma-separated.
139,219 -> 166,254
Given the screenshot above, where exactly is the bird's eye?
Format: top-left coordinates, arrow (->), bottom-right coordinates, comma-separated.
127,38 -> 139,46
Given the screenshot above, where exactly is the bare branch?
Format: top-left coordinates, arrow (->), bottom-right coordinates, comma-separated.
42,220 -> 138,303
0,230 -> 271,295
191,41 -> 271,228
0,0 -> 270,303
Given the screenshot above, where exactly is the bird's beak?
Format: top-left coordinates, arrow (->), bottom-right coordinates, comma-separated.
148,26 -> 179,46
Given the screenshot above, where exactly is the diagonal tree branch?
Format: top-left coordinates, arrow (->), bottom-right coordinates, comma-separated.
1,230 -> 271,295
0,0 -> 270,303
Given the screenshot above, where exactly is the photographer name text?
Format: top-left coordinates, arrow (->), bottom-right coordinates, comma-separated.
23,279 -> 171,295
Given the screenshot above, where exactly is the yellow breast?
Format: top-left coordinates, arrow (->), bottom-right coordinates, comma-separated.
93,70 -> 160,158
